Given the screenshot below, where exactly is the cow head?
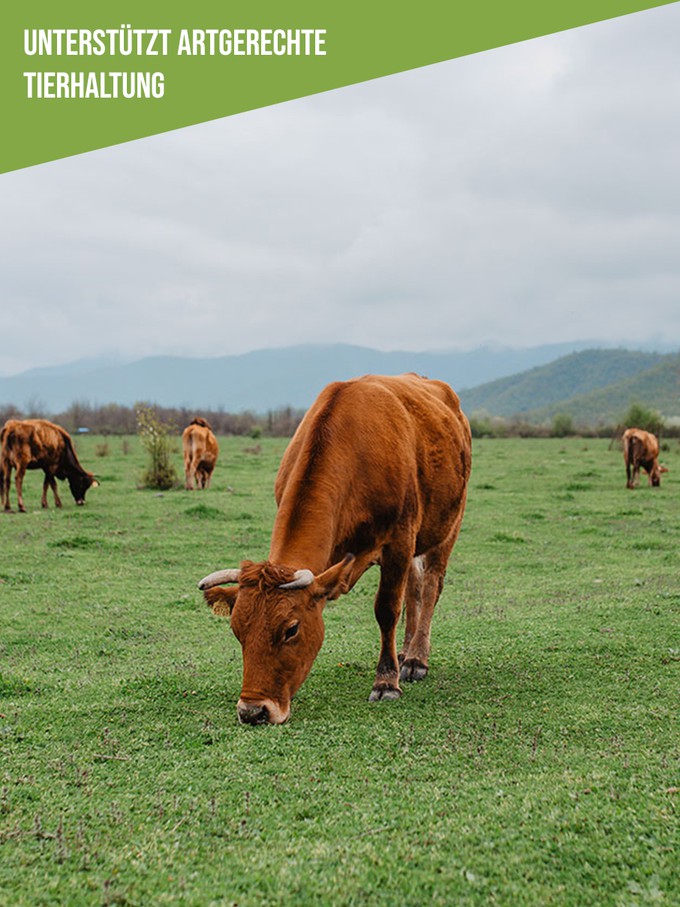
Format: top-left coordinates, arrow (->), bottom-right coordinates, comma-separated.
68,472 -> 99,505
199,555 -> 355,725
651,462 -> 669,486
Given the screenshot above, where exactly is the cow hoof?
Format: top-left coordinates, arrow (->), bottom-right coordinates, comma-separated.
368,684 -> 402,702
400,659 -> 428,682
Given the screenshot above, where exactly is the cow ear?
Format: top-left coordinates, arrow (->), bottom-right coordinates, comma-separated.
313,554 -> 356,603
203,585 -> 238,617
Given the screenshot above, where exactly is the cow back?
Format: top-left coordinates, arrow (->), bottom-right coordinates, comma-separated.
623,427 -> 659,465
182,421 -> 219,478
1,419 -> 66,470
271,373 -> 471,571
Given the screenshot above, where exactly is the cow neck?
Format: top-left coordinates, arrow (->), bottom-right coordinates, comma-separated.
268,489 -> 339,575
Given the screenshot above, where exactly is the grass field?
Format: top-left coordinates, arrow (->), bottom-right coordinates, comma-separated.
1,434 -> 678,906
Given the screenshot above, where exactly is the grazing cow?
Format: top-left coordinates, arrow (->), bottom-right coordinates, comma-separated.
1,419 -> 98,513
182,417 -> 219,490
623,427 -> 667,489
198,373 -> 471,725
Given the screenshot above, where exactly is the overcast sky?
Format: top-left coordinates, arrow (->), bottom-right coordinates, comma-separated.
2,4 -> 680,377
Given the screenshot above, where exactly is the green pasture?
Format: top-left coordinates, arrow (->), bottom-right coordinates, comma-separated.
1,435 -> 678,906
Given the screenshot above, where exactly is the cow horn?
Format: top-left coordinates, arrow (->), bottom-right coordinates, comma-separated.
279,569 -> 315,590
198,569 -> 241,590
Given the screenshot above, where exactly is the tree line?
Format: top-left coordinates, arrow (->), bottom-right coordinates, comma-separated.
470,402 -> 676,440
0,401 -> 304,438
0,399 -> 674,441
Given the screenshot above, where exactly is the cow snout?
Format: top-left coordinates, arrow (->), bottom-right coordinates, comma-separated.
237,702 -> 270,725
76,500 -> 85,506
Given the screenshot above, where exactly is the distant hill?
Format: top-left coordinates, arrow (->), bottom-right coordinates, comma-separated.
460,349 -> 680,425
524,353 -> 680,425
0,340 -> 601,413
459,350 -> 666,416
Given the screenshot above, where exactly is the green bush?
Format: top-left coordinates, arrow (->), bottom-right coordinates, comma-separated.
551,412 -> 575,437
623,402 -> 664,435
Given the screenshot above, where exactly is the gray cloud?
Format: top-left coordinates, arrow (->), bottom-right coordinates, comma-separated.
2,5 -> 680,375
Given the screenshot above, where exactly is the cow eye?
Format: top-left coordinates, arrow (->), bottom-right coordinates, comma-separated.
284,623 -> 299,641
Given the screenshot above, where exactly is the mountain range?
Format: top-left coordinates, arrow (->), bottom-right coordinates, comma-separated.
0,341 -> 600,413
1,342 -> 678,425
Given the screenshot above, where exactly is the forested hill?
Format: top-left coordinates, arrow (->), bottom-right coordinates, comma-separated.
523,353 -> 680,425
459,349 -> 680,425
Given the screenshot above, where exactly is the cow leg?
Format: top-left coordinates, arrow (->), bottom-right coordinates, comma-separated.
184,454 -> 194,490
41,472 -> 61,508
399,556 -> 425,666
2,467 -> 11,511
369,546 -> 411,702
399,564 -> 445,682
399,519 -> 463,683
15,466 -> 27,513
48,475 -> 62,508
0,463 -> 10,510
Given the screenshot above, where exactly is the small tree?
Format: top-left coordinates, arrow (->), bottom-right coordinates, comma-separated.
136,405 -> 178,490
552,412 -> 575,438
622,402 -> 664,436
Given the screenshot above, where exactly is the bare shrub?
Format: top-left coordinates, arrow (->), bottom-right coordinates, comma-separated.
136,405 -> 179,490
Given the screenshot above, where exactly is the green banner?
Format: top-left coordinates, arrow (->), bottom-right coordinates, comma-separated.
1,0 -> 677,173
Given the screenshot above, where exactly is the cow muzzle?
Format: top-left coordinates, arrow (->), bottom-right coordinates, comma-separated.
237,698 -> 289,725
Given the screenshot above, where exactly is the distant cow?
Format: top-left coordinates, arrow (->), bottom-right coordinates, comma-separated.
198,373 -> 471,725
1,419 -> 98,513
182,418 -> 218,490
623,427 -> 667,489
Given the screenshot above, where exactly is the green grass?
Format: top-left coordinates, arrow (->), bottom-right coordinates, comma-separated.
1,436 -> 678,906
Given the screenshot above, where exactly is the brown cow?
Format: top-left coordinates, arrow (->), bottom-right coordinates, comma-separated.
182,418 -> 219,491
198,373 -> 471,725
1,419 -> 98,513
623,427 -> 667,489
